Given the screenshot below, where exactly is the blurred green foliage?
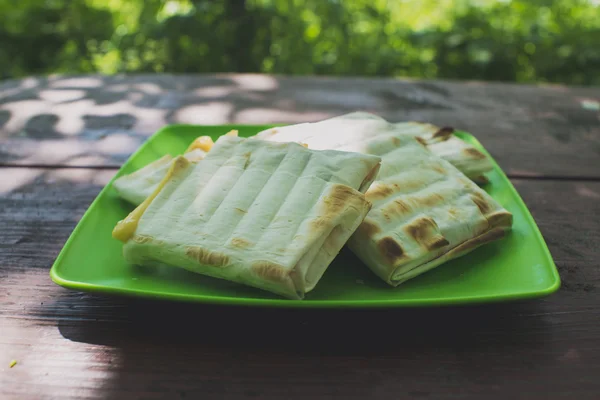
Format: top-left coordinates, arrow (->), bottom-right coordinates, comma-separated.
1,0 -> 599,84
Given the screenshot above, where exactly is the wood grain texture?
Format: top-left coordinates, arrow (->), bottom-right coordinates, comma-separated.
1,168 -> 599,399
1,74 -> 599,178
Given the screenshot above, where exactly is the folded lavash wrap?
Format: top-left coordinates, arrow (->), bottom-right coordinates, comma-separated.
256,112 -> 493,184
257,116 -> 513,286
112,135 -> 382,299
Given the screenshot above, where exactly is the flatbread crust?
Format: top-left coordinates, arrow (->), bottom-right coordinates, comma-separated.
257,116 -> 512,285
114,136 -> 381,299
347,134 -> 512,285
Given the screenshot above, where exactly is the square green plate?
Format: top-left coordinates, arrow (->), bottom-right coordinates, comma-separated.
50,124 -> 560,308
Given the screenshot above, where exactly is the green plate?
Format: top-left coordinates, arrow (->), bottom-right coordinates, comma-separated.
50,124 -> 560,308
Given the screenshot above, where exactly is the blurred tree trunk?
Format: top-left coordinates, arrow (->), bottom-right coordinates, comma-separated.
224,0 -> 258,72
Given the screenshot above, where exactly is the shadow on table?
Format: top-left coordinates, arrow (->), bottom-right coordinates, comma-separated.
55,294 -> 555,398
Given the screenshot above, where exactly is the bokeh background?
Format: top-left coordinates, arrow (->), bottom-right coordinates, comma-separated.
1,0 -> 599,85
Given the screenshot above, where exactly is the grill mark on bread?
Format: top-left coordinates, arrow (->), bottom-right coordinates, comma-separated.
373,175 -> 452,219
231,237 -> 252,249
356,219 -> 381,238
243,152 -> 252,169
393,178 -> 429,193
486,210 -> 513,229
431,164 -> 447,175
447,207 -> 461,220
432,126 -> 454,140
251,261 -> 290,282
458,177 -> 475,188
377,236 -> 407,265
471,191 -> 494,215
131,234 -> 166,247
472,175 -> 490,185
366,184 -> 395,200
311,216 -> 334,231
132,234 -> 154,244
463,148 -> 487,160
185,246 -> 229,267
405,216 -> 449,250
359,162 -> 381,192
323,184 -> 364,215
381,199 -> 413,220
413,192 -> 446,208
415,136 -> 428,147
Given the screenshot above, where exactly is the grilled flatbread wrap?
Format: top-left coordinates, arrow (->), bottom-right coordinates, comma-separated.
256,112 -> 493,183
112,136 -> 381,299
349,135 -> 512,285
258,119 -> 512,285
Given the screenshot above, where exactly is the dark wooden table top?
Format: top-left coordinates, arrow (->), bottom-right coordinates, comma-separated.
1,74 -> 599,400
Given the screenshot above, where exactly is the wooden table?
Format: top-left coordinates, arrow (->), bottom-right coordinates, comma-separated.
1,74 -> 599,399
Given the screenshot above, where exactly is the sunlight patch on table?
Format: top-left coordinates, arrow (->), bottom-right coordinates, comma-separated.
576,184 -> 600,199
173,102 -> 233,124
193,86 -> 235,97
18,140 -> 89,165
49,169 -> 115,185
53,100 -> 95,135
106,82 -> 163,95
1,100 -> 48,133
39,90 -> 85,103
230,74 -> 278,91
96,133 -> 140,155
50,77 -> 103,89
0,314 -> 120,399
0,168 -> 40,194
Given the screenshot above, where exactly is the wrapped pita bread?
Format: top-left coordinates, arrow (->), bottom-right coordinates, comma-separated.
258,118 -> 512,285
112,136 -> 381,299
256,112 -> 493,183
